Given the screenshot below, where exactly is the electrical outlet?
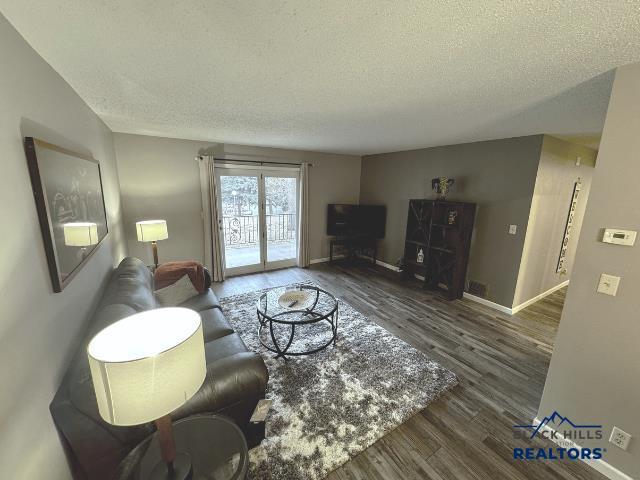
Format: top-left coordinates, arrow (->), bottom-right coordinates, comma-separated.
609,426 -> 632,451
509,224 -> 517,235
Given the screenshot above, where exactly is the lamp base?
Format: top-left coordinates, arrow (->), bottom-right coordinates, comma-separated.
149,452 -> 193,480
152,241 -> 159,269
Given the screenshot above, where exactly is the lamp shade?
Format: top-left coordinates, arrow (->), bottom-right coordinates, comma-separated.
87,308 -> 206,426
136,220 -> 168,242
63,222 -> 99,246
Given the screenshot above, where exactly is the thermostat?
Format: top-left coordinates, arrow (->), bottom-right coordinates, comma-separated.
602,228 -> 637,246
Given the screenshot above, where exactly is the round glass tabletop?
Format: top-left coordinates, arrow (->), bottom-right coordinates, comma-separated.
116,414 -> 248,480
256,285 -> 339,358
256,284 -> 338,324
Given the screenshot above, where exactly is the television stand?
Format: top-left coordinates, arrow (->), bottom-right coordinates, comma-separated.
329,235 -> 378,265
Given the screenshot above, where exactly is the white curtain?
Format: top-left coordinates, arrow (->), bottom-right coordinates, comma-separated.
198,156 -> 225,281
297,162 -> 310,267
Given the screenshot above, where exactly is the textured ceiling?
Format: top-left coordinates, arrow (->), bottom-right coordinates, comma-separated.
2,1 -> 639,155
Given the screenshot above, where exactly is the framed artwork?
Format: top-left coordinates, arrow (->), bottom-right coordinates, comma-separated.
24,137 -> 108,292
556,180 -> 581,274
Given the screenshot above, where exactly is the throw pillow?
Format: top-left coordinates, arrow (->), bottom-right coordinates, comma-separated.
154,274 -> 199,307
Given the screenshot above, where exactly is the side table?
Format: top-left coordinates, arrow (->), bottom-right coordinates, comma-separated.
116,414 -> 248,480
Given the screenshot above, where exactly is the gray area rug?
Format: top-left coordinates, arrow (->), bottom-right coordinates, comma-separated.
219,284 -> 457,479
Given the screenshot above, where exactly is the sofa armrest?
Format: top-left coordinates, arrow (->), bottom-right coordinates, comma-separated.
173,351 -> 268,420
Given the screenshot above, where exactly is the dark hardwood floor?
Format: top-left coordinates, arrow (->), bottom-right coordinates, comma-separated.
213,262 -> 604,480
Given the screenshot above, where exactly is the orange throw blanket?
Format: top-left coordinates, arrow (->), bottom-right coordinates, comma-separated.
154,261 -> 207,293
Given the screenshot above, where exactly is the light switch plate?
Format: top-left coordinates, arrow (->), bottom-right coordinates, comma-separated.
509,225 -> 517,235
597,273 -> 621,296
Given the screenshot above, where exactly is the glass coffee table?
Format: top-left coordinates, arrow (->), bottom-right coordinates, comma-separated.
116,414 -> 248,480
256,285 -> 339,359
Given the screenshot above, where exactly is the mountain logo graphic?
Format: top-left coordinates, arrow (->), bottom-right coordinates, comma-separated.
514,411 -> 602,439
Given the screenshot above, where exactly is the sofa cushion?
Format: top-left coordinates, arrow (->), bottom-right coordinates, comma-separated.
100,279 -> 157,312
204,333 -> 250,362
178,289 -> 222,311
200,308 -> 234,342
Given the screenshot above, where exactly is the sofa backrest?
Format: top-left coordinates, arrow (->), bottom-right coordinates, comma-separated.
99,257 -> 155,308
50,257 -> 158,480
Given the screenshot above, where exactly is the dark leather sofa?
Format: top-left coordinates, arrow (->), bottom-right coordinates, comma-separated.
50,257 -> 268,480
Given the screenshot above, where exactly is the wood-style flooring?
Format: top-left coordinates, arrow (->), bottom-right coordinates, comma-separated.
213,261 -> 604,480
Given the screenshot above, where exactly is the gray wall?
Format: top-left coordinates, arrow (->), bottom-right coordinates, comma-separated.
360,136 -> 543,307
538,63 -> 640,479
0,14 -> 125,480
114,134 -> 362,266
114,134 -> 211,265
513,136 -> 596,307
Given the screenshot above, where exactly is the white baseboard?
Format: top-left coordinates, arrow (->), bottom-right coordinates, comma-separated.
511,280 -> 570,314
366,258 -> 516,315
373,258 -> 401,272
462,292 -> 513,315
375,260 -> 516,315
463,280 -> 570,316
310,255 -> 346,265
353,253 -> 401,272
310,257 -> 330,264
533,417 -> 633,480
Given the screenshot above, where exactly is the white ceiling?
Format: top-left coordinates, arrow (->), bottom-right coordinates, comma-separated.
2,1 -> 639,155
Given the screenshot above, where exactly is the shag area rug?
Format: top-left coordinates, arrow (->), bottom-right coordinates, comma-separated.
219,284 -> 457,479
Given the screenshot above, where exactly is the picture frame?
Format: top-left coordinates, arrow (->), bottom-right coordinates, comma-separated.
24,137 -> 109,292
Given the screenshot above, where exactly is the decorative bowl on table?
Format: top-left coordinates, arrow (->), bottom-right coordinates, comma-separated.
278,290 -> 313,310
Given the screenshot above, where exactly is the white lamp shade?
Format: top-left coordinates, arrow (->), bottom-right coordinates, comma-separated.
63,222 -> 99,246
136,220 -> 168,242
87,308 -> 206,426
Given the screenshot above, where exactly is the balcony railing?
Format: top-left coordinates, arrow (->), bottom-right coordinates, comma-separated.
222,213 -> 296,247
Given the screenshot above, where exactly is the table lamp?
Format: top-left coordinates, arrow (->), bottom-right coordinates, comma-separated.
136,220 -> 168,268
87,308 -> 206,480
63,222 -> 99,259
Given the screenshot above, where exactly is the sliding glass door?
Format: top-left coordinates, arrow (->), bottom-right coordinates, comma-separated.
216,166 -> 299,276
264,172 -> 298,267
217,169 -> 262,275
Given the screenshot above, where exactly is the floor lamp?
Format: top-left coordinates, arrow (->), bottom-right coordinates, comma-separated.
136,220 -> 169,269
87,307 -> 206,479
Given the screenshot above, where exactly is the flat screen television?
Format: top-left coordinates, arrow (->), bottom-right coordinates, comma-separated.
327,204 -> 386,238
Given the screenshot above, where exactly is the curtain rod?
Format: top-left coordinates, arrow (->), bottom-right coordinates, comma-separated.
196,155 -> 313,167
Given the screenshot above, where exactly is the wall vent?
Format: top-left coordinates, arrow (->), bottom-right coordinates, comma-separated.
466,280 -> 488,298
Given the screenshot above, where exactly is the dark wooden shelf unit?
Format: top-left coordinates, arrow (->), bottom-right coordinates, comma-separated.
402,199 -> 476,300
405,239 -> 428,247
